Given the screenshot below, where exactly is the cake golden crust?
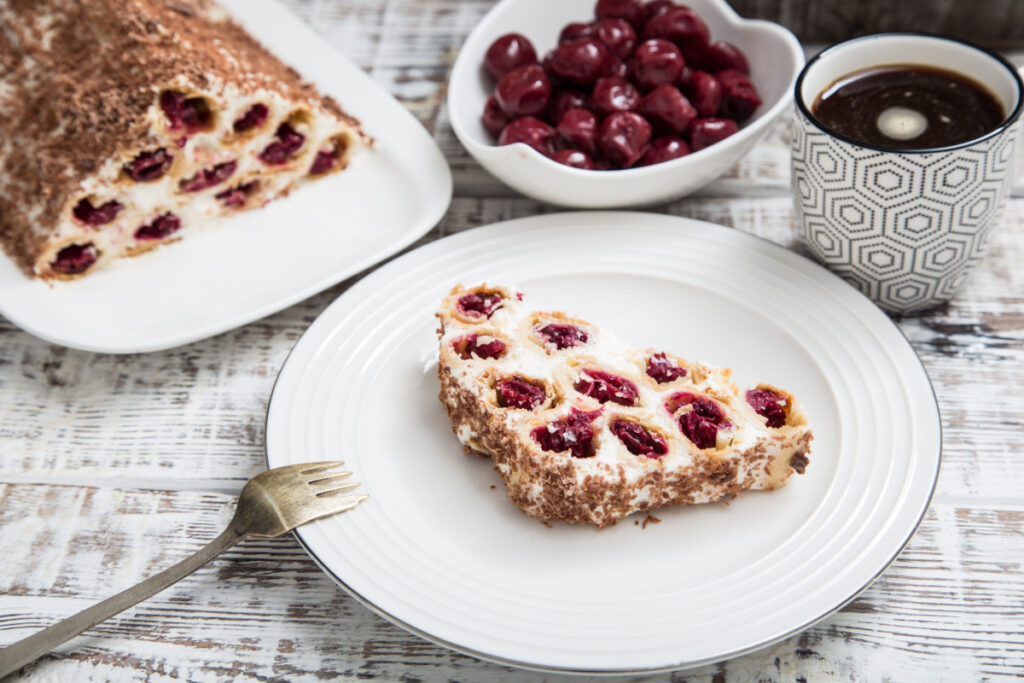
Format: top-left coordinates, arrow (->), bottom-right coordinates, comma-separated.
0,0 -> 367,278
436,283 -> 813,528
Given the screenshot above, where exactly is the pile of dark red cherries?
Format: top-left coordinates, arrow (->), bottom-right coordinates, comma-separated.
480,0 -> 761,170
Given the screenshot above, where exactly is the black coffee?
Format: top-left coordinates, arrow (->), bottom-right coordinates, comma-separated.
811,65 -> 1005,149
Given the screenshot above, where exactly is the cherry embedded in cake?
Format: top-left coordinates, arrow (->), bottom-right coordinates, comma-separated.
179,161 -> 238,193
125,148 -> 174,183
232,103 -> 269,134
457,291 -> 504,320
452,334 -> 508,360
135,213 -> 183,241
531,408 -> 602,459
536,322 -> 588,350
611,419 -> 668,458
51,243 -> 98,275
437,283 -> 813,527
72,199 -> 122,227
259,122 -> 307,166
574,368 -> 639,406
646,352 -> 686,383
495,376 -> 547,410
0,0 -> 368,280
746,386 -> 789,428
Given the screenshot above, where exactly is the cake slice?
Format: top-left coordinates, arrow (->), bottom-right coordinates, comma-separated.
436,284 -> 813,528
0,0 -> 367,280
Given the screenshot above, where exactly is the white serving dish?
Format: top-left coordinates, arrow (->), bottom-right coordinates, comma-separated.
0,0 -> 452,354
447,0 -> 803,207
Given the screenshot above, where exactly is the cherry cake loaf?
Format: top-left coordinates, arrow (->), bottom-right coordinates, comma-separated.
0,0 -> 367,280
436,284 -> 813,528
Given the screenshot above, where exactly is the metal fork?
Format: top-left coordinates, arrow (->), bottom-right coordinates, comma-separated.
0,462 -> 366,679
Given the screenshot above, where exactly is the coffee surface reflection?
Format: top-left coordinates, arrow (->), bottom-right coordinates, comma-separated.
812,64 -> 1004,149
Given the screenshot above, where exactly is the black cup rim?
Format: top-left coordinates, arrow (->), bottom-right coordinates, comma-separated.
794,31 -> 1024,154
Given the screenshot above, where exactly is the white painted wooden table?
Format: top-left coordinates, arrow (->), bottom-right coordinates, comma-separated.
2,2 -> 1023,680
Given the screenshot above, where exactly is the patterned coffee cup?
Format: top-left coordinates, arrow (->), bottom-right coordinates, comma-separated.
791,33 -> 1023,314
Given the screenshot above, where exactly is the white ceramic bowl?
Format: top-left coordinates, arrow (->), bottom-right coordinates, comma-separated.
448,0 -> 804,208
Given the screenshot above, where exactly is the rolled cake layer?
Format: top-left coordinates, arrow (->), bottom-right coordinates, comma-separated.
436,284 -> 813,528
0,0 -> 367,279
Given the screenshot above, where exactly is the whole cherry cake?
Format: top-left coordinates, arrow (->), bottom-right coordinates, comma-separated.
0,0 -> 368,280
481,0 -> 761,170
437,284 -> 812,527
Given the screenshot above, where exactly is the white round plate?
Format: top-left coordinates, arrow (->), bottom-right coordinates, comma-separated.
0,0 -> 451,354
265,212 -> 941,674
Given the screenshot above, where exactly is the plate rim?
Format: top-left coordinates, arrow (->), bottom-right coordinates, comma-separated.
0,0 -> 453,354
264,210 -> 942,675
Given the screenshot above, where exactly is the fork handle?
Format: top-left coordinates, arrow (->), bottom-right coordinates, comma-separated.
0,525 -> 244,679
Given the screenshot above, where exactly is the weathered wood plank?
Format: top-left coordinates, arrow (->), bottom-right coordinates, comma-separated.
1,484 -> 1021,681
3,197 -> 1021,502
728,0 -> 1024,48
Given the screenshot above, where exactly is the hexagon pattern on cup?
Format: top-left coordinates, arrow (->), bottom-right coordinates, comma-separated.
792,107 -> 1022,314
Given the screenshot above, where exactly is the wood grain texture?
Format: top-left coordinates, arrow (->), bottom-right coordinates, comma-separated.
728,0 -> 1024,48
1,0 -> 1023,680
2,484 -> 1022,681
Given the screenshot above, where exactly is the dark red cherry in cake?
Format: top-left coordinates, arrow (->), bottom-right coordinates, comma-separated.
611,419 -> 668,457
216,181 -> 257,208
552,148 -> 597,169
495,376 -> 547,409
125,148 -> 173,182
160,91 -> 212,134
638,84 -> 696,136
557,108 -> 600,156
232,103 -> 269,133
51,243 -> 97,275
630,39 -> 684,92
598,111 -> 651,168
73,198 -> 122,227
690,117 -> 738,151
746,388 -> 787,428
453,334 -> 507,360
716,69 -> 761,122
179,160 -> 237,193
498,117 -> 556,156
593,18 -> 637,60
590,76 -> 640,118
550,38 -> 615,87
574,369 -> 639,406
536,323 -> 588,349
531,408 -> 602,458
646,352 -> 687,383
495,65 -> 551,118
485,33 -> 538,80
668,392 -> 729,450
260,123 -> 306,165
595,0 -> 648,32
135,212 -> 182,241
457,292 -> 503,319
310,149 -> 338,175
